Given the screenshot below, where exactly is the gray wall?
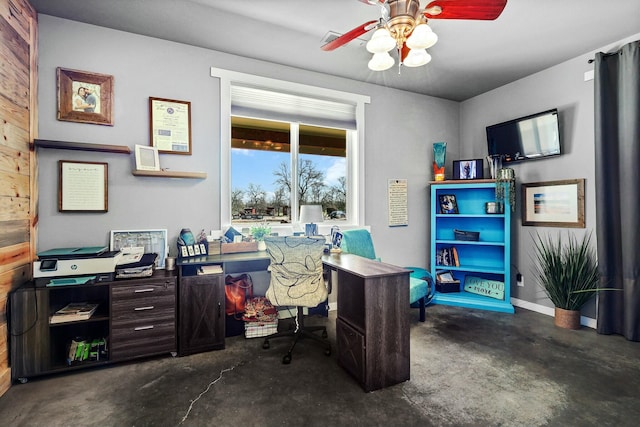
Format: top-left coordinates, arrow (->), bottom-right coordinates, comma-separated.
460,32 -> 640,319
36,15 -> 459,268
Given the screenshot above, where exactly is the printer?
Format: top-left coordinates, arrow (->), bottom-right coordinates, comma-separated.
34,246 -> 123,286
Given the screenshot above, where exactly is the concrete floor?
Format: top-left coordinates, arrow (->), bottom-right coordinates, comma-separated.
1,304 -> 639,427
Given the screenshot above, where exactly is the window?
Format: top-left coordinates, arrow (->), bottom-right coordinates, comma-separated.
231,118 -> 347,226
212,68 -> 369,229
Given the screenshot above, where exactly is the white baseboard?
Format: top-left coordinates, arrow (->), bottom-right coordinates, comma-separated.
510,298 -> 597,329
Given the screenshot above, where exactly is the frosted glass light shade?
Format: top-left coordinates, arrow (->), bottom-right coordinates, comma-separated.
406,23 -> 438,50
368,52 -> 395,71
366,28 -> 396,53
403,49 -> 432,67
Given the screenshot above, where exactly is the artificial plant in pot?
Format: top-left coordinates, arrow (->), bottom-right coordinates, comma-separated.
531,231 -> 604,329
250,223 -> 271,251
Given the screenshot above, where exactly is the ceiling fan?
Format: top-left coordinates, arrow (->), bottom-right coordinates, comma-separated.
322,0 -> 508,71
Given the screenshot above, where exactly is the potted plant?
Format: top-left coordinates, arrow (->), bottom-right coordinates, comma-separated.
531,231 -> 608,329
250,223 -> 272,251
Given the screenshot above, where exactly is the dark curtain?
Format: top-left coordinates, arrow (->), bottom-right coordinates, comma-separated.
594,40 -> 640,340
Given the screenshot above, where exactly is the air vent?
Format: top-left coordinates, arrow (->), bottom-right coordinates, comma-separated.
321,31 -> 366,48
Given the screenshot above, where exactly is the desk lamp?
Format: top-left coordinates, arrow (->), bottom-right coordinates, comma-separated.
300,205 -> 324,236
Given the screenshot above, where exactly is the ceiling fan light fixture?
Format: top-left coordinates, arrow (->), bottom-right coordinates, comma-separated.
406,23 -> 438,50
368,51 -> 395,71
403,49 -> 432,67
366,28 -> 396,53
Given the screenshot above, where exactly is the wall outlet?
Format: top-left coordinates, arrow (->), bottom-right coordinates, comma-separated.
516,273 -> 524,287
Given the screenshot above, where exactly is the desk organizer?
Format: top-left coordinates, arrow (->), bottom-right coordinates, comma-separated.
221,242 -> 259,254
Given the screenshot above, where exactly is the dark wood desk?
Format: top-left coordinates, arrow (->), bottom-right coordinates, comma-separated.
323,253 -> 410,391
178,251 -> 411,391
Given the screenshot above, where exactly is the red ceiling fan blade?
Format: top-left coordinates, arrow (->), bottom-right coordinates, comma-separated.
424,0 -> 507,20
321,20 -> 378,51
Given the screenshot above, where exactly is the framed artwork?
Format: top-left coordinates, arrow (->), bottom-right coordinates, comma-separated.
58,160 -> 108,212
110,229 -> 169,269
453,159 -> 484,180
149,97 -> 192,155
439,194 -> 458,214
134,144 -> 160,171
522,179 -> 585,228
57,67 -> 114,126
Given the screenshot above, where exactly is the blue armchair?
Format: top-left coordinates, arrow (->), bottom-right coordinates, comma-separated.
340,229 -> 435,322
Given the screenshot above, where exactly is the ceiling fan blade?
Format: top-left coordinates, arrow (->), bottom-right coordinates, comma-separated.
321,20 -> 378,51
424,0 -> 507,20
357,0 -> 386,4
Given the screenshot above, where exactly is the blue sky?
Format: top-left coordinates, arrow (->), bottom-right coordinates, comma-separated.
232,148 -> 345,200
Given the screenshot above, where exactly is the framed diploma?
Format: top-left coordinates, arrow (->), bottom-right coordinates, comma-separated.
149,97 -> 192,155
59,160 -> 108,212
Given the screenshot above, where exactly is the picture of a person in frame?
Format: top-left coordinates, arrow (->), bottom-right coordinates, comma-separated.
439,194 -> 459,214
72,82 -> 101,113
461,161 -> 477,179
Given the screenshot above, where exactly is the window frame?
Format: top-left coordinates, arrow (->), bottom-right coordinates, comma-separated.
211,67 -> 369,229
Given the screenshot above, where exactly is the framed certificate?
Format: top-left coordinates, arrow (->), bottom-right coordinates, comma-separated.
149,97 -> 192,155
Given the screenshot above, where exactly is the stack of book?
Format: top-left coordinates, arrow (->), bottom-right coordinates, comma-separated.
50,302 -> 99,324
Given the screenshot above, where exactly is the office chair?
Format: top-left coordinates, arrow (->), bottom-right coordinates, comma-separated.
340,229 -> 434,322
262,236 -> 331,364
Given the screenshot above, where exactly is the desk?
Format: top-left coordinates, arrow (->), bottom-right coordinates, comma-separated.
177,251 -> 410,391
323,253 -> 410,391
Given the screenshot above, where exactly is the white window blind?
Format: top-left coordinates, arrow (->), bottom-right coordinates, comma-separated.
231,84 -> 358,130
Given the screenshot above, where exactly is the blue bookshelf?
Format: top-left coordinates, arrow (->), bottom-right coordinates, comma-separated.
430,180 -> 514,314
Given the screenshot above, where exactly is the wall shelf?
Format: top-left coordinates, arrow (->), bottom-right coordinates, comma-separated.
132,170 -> 207,179
34,139 -> 131,154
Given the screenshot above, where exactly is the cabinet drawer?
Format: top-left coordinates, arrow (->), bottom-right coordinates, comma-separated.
110,320 -> 176,360
111,279 -> 175,303
336,317 -> 365,385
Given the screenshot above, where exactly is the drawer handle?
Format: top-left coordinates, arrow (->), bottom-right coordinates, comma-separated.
134,325 -> 154,331
134,288 -> 155,293
134,306 -> 154,311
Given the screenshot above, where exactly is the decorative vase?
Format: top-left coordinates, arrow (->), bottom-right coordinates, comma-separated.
432,142 -> 446,181
554,307 -> 581,329
257,240 -> 266,251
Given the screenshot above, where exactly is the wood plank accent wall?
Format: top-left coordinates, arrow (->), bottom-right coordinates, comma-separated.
0,0 -> 37,397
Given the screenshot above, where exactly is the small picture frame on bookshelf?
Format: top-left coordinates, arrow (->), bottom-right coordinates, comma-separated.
439,194 -> 458,214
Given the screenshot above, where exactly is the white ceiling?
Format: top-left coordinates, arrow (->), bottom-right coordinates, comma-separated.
28,0 -> 640,101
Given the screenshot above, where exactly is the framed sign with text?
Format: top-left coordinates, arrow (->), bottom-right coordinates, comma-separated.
58,160 -> 108,212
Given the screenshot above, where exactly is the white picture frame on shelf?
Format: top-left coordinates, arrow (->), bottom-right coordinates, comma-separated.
135,144 -> 160,171
110,229 -> 168,269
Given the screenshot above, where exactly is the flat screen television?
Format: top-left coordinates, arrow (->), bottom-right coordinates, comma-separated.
486,109 -> 561,163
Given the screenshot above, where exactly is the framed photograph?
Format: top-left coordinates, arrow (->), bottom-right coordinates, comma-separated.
522,179 -> 585,228
439,194 -> 459,214
57,67 -> 114,126
59,161 -> 108,212
135,144 -> 160,171
149,97 -> 192,155
453,159 -> 484,180
110,229 -> 169,269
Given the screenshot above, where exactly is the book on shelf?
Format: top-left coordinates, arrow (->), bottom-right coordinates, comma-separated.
436,247 -> 460,267
50,302 -> 99,324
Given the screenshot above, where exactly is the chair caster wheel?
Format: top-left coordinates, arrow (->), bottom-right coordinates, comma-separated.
282,353 -> 292,364
324,348 -> 331,357
322,330 -> 328,339
262,340 -> 270,350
